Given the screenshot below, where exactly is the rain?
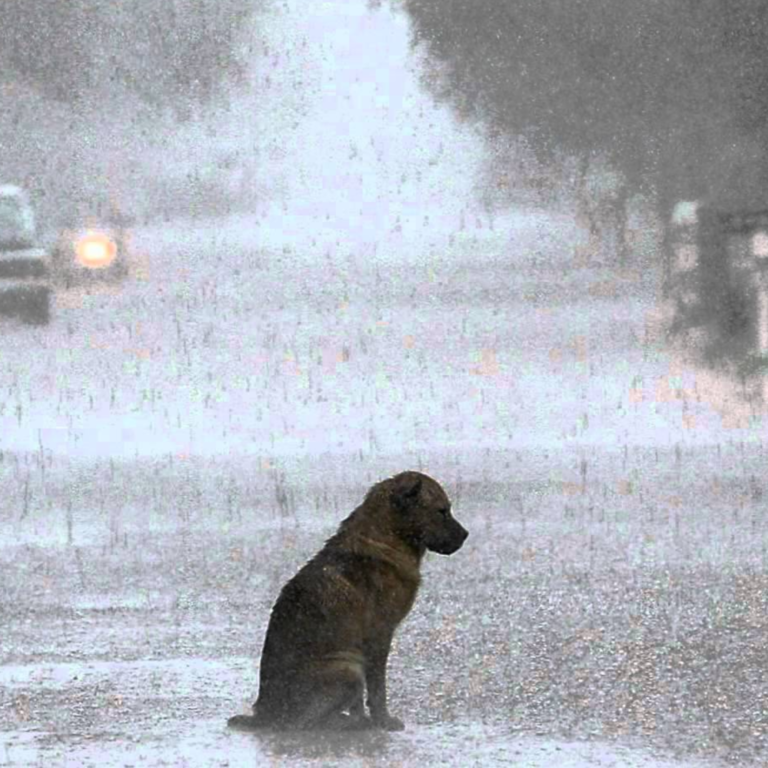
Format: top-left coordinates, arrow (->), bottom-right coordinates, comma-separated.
1,0 -> 766,765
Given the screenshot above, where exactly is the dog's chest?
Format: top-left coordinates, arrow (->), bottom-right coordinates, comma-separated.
364,566 -> 420,628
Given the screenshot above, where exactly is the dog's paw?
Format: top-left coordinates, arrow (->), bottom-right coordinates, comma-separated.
344,713 -> 377,731
227,714 -> 261,730
374,713 -> 405,731
325,711 -> 375,731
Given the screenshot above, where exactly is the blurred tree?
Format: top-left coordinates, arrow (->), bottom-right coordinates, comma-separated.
402,0 -> 768,220
0,0 -> 260,114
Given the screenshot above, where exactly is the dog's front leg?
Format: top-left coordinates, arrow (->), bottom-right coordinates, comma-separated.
365,634 -> 405,731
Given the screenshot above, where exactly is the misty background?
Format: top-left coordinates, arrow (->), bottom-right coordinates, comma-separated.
2,1 -> 768,766
2,0 -> 768,458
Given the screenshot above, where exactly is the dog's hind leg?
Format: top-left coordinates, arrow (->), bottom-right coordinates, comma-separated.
292,669 -> 370,730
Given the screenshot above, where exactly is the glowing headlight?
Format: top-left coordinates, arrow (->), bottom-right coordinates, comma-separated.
75,231 -> 117,268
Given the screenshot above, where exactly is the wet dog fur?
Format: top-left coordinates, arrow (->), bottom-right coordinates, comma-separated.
227,471 -> 468,731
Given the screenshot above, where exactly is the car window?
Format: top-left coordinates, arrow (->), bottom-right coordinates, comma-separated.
0,197 -> 35,249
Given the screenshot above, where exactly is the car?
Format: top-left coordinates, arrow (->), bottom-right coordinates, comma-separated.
666,200 -> 768,375
0,184 -> 52,325
50,196 -> 132,287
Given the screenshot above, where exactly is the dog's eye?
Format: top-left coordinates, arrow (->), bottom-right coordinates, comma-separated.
438,507 -> 450,517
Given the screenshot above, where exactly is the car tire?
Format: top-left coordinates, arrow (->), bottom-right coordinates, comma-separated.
23,287 -> 52,326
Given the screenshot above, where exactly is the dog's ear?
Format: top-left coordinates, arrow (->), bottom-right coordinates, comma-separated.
390,472 -> 422,510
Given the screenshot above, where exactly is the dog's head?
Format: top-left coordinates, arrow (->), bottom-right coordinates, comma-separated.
389,471 -> 468,555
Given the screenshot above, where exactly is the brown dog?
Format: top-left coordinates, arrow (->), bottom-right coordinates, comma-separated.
228,471 -> 468,731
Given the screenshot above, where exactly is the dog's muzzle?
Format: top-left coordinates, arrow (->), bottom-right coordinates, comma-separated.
430,521 -> 469,555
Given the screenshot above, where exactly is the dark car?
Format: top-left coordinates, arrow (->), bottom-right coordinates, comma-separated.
0,184 -> 51,324
666,200 -> 768,375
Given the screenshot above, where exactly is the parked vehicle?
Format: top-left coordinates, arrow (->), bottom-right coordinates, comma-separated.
0,185 -> 51,324
666,201 -> 768,377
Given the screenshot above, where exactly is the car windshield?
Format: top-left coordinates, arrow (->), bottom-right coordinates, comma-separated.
0,196 -> 35,249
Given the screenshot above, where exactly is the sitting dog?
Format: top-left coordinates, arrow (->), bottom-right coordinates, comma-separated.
228,471 -> 468,731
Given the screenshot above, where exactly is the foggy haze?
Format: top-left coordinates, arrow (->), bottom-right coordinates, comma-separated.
1,2 -> 766,767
